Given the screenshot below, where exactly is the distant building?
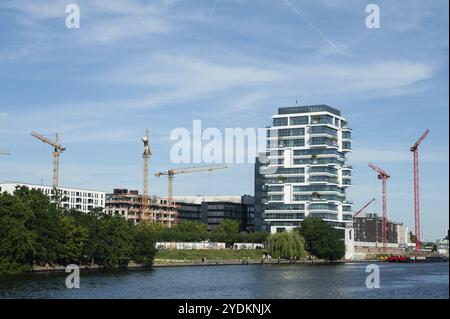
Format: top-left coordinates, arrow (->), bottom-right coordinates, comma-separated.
174,195 -> 255,232
105,188 -> 177,226
436,238 -> 449,256
352,214 -> 411,258
0,181 -> 105,213
353,214 -> 402,244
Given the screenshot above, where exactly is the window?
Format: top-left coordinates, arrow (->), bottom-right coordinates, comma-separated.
309,126 -> 337,136
293,185 -> 345,193
310,137 -> 338,146
265,204 -> 305,210
269,128 -> 305,137
311,115 -> 333,125
290,116 -> 308,125
267,186 -> 284,192
273,117 -> 288,126
279,139 -> 304,147
271,167 -> 305,174
268,195 -> 284,201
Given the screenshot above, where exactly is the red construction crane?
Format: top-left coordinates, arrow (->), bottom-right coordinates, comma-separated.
410,129 -> 430,253
368,163 -> 391,254
353,198 -> 376,218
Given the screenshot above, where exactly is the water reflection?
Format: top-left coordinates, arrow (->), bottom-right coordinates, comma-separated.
0,263 -> 448,299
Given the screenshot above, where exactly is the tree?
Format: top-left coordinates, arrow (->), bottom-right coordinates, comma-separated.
214,220 -> 240,234
0,214 -> 35,274
267,231 -> 306,259
58,215 -> 88,265
14,186 -> 65,265
174,221 -> 207,234
89,215 -> 133,268
298,217 -> 345,261
131,224 -> 157,266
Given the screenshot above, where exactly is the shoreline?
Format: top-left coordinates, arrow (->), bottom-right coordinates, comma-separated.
27,259 -> 361,273
18,258 -> 447,274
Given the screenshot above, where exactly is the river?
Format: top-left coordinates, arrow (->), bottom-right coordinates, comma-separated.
0,262 -> 448,299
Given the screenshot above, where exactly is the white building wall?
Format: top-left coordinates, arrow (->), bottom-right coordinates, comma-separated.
0,182 -> 105,213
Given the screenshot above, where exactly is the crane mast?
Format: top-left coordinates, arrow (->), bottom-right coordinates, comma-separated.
142,130 -> 152,222
410,129 -> 430,252
31,131 -> 65,188
368,163 -> 390,254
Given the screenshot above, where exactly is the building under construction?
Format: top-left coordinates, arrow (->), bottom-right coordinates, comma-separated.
105,189 -> 177,226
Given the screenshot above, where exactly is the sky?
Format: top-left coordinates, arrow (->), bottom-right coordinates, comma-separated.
0,0 -> 448,240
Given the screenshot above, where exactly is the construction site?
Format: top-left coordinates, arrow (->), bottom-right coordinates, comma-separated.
0,108 -> 446,260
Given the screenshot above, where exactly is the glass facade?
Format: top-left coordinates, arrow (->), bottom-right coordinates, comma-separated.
261,105 -> 353,234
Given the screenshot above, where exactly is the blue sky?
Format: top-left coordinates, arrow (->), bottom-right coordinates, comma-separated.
0,0 -> 448,240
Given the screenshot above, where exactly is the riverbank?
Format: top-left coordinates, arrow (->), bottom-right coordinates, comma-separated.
30,258 -> 344,272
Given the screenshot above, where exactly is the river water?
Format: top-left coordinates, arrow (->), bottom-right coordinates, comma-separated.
0,262 -> 448,299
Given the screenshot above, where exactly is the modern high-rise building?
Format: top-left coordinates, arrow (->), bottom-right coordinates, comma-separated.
255,105 -> 354,256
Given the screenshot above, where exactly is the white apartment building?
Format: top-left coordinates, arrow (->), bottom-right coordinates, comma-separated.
0,181 -> 106,213
259,105 -> 354,258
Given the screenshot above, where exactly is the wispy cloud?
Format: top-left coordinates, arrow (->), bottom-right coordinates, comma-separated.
349,149 -> 449,164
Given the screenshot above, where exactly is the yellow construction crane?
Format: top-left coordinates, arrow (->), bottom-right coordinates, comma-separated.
31,131 -> 65,188
155,165 -> 228,204
142,129 -> 152,221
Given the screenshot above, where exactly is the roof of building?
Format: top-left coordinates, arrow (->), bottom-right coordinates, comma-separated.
0,181 -> 106,193
278,104 -> 341,116
174,195 -> 244,204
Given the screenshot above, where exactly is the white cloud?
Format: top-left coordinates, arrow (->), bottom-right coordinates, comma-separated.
102,54 -> 435,109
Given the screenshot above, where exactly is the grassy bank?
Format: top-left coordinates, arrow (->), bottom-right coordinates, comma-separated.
155,249 -> 267,261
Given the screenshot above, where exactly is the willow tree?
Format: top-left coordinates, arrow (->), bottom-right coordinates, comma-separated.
267,231 -> 306,259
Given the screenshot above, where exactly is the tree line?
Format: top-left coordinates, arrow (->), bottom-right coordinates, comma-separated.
1,187 -> 345,274
0,187 -> 267,274
0,187 -> 158,274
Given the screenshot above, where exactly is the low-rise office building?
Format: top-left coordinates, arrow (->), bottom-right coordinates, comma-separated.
0,181 -> 105,213
174,195 -> 255,232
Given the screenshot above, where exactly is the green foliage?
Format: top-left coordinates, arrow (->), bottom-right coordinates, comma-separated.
156,249 -> 266,261
174,221 -> 208,234
298,217 -> 345,261
58,215 -> 88,264
0,187 -> 156,273
132,224 -> 157,266
267,231 -> 306,259
214,220 -> 240,234
0,186 -> 268,274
